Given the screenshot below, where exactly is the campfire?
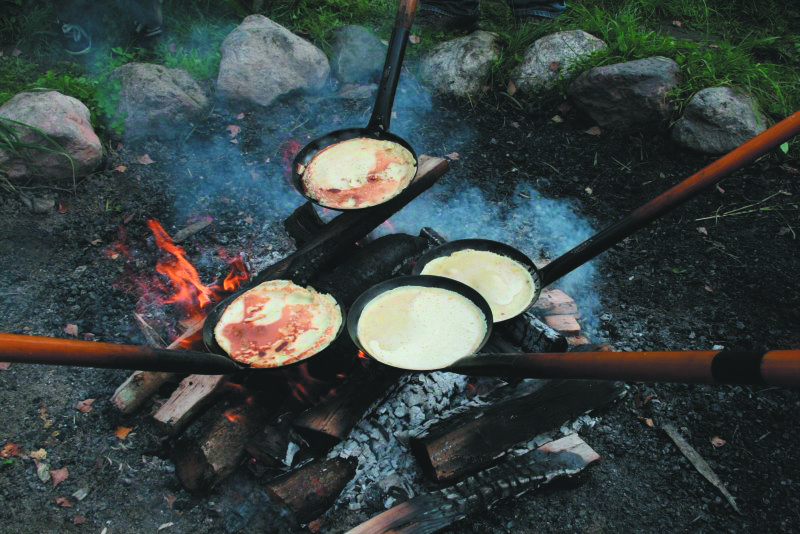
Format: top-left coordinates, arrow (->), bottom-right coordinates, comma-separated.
92,154 -> 616,532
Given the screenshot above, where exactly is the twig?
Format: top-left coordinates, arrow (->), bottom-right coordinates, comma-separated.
611,156 -> 632,171
662,422 -> 742,515
695,191 -> 792,221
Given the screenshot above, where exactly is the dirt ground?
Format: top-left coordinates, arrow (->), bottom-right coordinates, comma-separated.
2,68 -> 800,534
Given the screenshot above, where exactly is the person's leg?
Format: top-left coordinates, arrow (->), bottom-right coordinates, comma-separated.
417,0 -> 481,31
131,0 -> 164,37
506,0 -> 566,19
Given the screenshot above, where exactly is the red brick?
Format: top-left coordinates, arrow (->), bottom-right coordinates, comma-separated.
567,335 -> 591,347
534,289 -> 578,316
544,314 -> 582,336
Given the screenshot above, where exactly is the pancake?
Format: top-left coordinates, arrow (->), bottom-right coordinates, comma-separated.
214,280 -> 342,368
299,138 -> 417,209
356,285 -> 487,370
420,249 -> 536,321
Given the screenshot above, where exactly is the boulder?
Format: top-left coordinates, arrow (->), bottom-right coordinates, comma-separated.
217,15 -> 330,107
0,91 -> 102,183
111,63 -> 209,141
671,87 -> 767,154
568,57 -> 680,129
420,31 -> 501,98
329,25 -> 386,84
512,30 -> 606,93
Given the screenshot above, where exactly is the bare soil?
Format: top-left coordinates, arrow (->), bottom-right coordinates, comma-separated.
1,80 -> 799,534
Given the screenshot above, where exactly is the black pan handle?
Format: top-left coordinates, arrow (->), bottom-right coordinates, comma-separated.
367,0 -> 419,132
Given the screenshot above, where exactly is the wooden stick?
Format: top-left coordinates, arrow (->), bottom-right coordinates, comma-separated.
409,379 -> 624,483
111,319 -> 206,413
347,433 -> 599,534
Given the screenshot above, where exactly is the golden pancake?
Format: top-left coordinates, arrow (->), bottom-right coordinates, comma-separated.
214,280 -> 342,368
356,285 -> 487,370
420,249 -> 536,321
300,138 -> 416,209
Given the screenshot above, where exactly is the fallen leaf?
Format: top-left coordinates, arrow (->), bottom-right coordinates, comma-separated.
697,227 -> 708,235
36,460 -> 50,482
123,213 -> 134,224
586,126 -> 601,136
446,152 -> 460,161
557,102 -> 572,113
548,61 -> 560,72
507,80 -> 517,96
158,523 -> 175,531
711,436 -> 726,447
226,124 -> 241,138
72,488 -> 90,501
585,187 -> 593,195
12,48 -> 21,57
716,184 -> 725,193
645,418 -> 655,427
236,112 -> 245,120
114,165 -> 127,173
1,443 -> 19,457
672,20 -> 683,27
704,285 -> 714,292
64,324 -> 79,337
115,426 -> 133,440
73,516 -> 86,525
165,494 -> 176,510
511,121 -> 520,128
551,115 -> 563,123
29,448 -> 47,460
51,467 -> 69,487
74,399 -> 95,413
58,202 -> 68,214
0,362 -> 10,371
408,34 -> 420,44
55,496 -> 72,507
116,142 -> 124,150
780,165 -> 798,174
230,138 -> 239,144
136,154 -> 155,165
243,215 -> 254,225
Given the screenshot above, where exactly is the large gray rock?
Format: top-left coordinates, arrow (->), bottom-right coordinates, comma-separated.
568,57 -> 680,128
329,25 -> 386,84
217,15 -> 330,107
671,87 -> 767,154
0,91 -> 102,183
420,31 -> 501,98
512,30 -> 606,93
111,62 -> 209,141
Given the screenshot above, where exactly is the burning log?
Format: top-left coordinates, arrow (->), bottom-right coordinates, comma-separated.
494,310 -> 568,353
347,433 -> 599,534
263,456 -> 358,526
292,358 -> 405,452
153,373 -> 234,436
173,384 -> 287,493
409,378 -> 624,483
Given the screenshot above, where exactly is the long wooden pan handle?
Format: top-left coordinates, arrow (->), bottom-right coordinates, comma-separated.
539,111 -> 800,287
0,333 -> 241,374
452,349 -> 800,387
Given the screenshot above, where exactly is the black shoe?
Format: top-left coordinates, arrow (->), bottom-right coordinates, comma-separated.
61,22 -> 91,55
133,21 -> 163,49
414,10 -> 479,33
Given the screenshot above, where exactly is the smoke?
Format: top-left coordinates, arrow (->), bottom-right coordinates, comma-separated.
381,178 -> 601,335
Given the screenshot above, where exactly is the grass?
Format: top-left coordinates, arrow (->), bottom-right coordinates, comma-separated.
0,0 -> 797,142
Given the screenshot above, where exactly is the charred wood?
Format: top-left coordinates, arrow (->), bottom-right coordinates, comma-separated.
264,456 -> 358,526
495,310 -> 568,353
292,358 -> 405,452
409,379 -> 624,483
347,433 -> 599,534
173,384 -> 287,493
283,201 -> 326,246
